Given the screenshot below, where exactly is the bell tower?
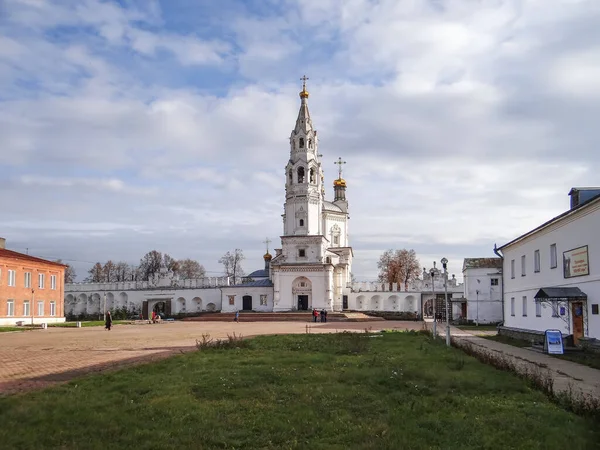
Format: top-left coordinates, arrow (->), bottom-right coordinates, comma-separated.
283,76 -> 323,236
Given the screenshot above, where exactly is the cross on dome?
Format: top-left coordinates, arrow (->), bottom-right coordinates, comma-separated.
299,75 -> 309,99
263,237 -> 272,253
334,157 -> 346,179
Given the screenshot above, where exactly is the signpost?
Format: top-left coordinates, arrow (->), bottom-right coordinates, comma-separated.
544,329 -> 564,355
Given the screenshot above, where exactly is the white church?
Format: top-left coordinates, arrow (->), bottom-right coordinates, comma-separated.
64,79 -> 464,319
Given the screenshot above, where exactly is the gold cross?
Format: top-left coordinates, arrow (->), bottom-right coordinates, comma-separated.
300,75 -> 309,90
334,157 -> 346,179
263,238 -> 272,253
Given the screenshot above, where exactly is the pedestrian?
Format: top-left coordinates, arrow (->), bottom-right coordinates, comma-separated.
234,310 -> 239,323
319,309 -> 324,322
323,309 -> 328,323
312,308 -> 318,323
105,311 -> 112,331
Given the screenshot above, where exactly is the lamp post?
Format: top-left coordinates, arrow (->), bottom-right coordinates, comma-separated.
103,292 -> 107,322
441,257 -> 450,347
430,268 -> 436,339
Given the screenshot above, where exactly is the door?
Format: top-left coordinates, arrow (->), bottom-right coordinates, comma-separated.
571,302 -> 584,345
165,299 -> 172,317
461,302 -> 467,319
142,301 -> 149,320
343,295 -> 348,310
298,295 -> 308,311
242,295 -> 253,311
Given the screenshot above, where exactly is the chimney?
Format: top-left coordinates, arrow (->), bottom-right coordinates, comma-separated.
0,237 -> 5,249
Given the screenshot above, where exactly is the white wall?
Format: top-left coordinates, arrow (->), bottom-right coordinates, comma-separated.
463,267 -> 503,324
502,201 -> 600,339
0,317 -> 66,326
221,287 -> 274,312
347,291 -> 421,313
274,269 -> 331,311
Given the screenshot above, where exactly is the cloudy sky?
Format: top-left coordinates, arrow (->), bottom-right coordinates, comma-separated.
1,0 -> 599,282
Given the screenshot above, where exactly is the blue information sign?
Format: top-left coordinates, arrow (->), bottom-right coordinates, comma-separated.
544,329 -> 564,355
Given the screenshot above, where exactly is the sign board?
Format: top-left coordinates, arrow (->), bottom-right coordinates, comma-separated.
563,245 -> 589,278
544,329 -> 564,355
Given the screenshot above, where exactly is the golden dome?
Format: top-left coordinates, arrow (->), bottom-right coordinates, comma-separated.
299,89 -> 309,99
263,252 -> 273,260
334,178 -> 346,187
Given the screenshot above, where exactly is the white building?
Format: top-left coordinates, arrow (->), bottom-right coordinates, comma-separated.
460,258 -> 503,325
497,188 -> 600,344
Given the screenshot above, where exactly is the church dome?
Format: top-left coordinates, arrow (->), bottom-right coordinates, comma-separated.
299,89 -> 309,99
333,178 -> 346,187
263,252 -> 273,261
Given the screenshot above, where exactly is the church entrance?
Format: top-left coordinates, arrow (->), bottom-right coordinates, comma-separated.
298,295 -> 309,310
292,277 -> 312,311
242,295 -> 253,311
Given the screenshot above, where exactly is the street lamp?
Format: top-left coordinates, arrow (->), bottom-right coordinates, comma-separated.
441,257 -> 450,347
430,268 -> 436,339
103,292 -> 107,322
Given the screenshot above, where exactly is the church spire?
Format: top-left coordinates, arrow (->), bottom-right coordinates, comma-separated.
294,75 -> 313,135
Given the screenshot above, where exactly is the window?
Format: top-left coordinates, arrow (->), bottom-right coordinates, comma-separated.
260,295 -> 268,306
37,301 -> 44,316
23,301 -> 30,317
551,300 -> 559,317
510,297 -> 515,316
550,244 -> 557,269
491,278 -> 499,286
24,272 -> 31,288
511,260 -> 515,279
7,300 -> 14,316
299,137 -> 304,148
228,295 -> 235,306
50,301 -> 56,316
299,219 -> 304,227
534,250 -> 540,273
333,235 -> 339,245
51,275 -> 57,290
288,169 -> 293,183
535,301 -> 541,317
521,255 -> 526,276
522,296 -> 527,316
38,273 -> 45,289
297,167 -> 305,183
298,249 -> 306,258
8,270 -> 16,287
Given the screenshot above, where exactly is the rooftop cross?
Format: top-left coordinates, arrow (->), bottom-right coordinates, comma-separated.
263,237 -> 272,253
334,157 -> 346,179
300,75 -> 309,91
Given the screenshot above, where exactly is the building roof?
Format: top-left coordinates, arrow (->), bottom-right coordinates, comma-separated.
498,193 -> 600,251
463,258 -> 503,271
0,248 -> 67,268
247,269 -> 269,278
534,287 -> 587,300
231,278 -> 273,288
323,200 -> 343,212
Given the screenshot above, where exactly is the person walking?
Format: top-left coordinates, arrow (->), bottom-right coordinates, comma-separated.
234,310 -> 240,323
323,309 -> 328,323
312,308 -> 318,323
105,311 -> 113,331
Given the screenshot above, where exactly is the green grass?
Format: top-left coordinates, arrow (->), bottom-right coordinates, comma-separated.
483,334 -> 532,348
48,320 -> 130,328
0,326 -> 34,333
0,332 -> 598,450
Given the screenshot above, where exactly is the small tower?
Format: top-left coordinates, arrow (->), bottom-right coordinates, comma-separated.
333,157 -> 348,212
263,238 -> 273,271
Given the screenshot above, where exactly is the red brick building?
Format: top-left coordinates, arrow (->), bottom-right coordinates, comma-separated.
0,238 -> 66,326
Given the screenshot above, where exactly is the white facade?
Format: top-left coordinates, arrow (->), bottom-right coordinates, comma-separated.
461,259 -> 503,324
270,82 -> 353,312
499,193 -> 600,340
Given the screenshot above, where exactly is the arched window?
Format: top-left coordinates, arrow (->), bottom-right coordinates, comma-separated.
299,138 -> 304,148
308,139 -> 312,148
297,167 -> 305,183
288,169 -> 293,183
299,219 -> 304,227
309,168 -> 315,184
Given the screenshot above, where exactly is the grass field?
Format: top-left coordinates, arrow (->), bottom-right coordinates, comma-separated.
0,326 -> 32,333
0,332 -> 598,449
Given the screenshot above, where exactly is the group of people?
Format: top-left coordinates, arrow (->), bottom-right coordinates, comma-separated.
312,308 -> 328,323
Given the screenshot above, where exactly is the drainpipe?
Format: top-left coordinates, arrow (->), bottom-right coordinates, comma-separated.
493,243 -> 505,326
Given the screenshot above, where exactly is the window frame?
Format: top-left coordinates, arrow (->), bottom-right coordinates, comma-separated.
50,301 -> 56,317
23,300 -> 30,317
550,243 -> 557,269
51,275 -> 57,290
522,296 -> 527,316
298,249 -> 306,258
510,297 -> 515,316
8,269 -> 16,287
7,300 -> 15,317
535,300 -> 541,317
24,272 -> 31,288
510,260 -> 515,279
521,255 -> 526,277
491,278 -> 499,286
534,250 -> 540,273
38,273 -> 45,289
37,301 -> 44,316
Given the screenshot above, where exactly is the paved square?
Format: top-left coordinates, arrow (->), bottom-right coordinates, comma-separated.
0,320 -> 421,394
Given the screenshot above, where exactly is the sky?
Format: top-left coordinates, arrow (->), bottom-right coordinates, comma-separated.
1,0 -> 599,282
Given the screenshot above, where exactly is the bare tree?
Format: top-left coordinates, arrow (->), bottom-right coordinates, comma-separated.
178,258 -> 206,279
103,260 -> 117,282
55,259 -> 76,284
86,262 -> 105,283
163,253 -> 179,274
113,262 -> 131,282
138,250 -> 163,281
377,249 -> 421,290
219,249 -> 245,285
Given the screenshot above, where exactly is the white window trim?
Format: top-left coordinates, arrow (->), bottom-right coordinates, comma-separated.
37,301 -> 44,316
521,255 -> 526,277
535,301 -> 541,317
510,260 -> 515,279
24,272 -> 31,288
50,301 -> 56,317
522,296 -> 527,317
510,297 -> 515,316
534,250 -> 540,273
7,300 -> 15,317
51,275 -> 57,290
23,301 -> 30,317
38,273 -> 45,289
8,270 -> 16,287
550,244 -> 557,269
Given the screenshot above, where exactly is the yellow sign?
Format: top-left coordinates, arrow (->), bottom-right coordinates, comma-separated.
563,245 -> 589,278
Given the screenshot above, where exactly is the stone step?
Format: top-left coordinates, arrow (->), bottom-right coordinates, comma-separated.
181,312 -> 385,322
